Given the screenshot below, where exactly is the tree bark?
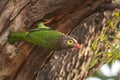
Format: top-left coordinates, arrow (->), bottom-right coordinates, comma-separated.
0,0 -> 119,80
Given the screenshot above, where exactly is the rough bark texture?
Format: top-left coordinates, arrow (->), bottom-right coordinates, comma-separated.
35,10 -> 120,80
0,0 -> 119,80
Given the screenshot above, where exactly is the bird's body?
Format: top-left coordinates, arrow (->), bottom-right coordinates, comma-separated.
8,23 -> 81,50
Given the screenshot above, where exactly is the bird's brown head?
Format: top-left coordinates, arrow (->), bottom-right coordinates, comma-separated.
57,35 -> 81,50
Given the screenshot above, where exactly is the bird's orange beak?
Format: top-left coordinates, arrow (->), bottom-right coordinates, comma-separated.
74,43 -> 81,49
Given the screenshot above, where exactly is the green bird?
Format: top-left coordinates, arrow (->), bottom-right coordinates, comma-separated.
8,23 -> 81,50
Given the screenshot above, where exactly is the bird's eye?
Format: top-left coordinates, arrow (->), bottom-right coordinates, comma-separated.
67,40 -> 74,45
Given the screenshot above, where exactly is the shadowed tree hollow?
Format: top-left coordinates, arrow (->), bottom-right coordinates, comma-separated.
0,0 -> 120,80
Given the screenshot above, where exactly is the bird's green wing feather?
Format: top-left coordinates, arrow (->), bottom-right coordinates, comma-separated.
38,22 -> 50,29
25,32 -> 46,45
29,23 -> 51,32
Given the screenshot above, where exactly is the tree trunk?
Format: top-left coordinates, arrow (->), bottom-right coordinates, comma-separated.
0,0 -> 119,80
